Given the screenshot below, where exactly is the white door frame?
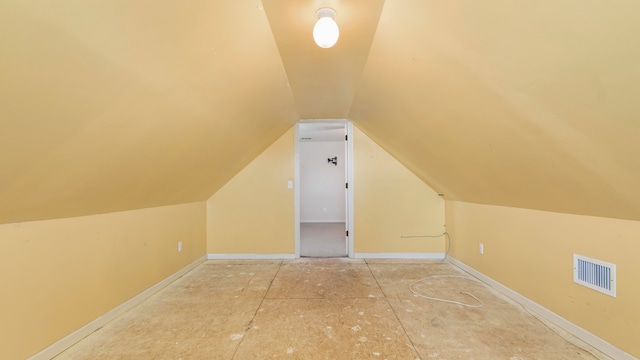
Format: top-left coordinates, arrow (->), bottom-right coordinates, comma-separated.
294,119 -> 354,258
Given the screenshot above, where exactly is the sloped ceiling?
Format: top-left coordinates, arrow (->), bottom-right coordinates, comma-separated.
2,0 -> 640,224
0,1 -> 299,223
349,0 -> 640,220
262,0 -> 384,119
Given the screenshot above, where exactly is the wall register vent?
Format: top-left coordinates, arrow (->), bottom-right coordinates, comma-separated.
573,254 -> 616,297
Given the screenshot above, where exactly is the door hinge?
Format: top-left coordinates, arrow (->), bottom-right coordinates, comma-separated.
346,230 -> 349,237
345,134 -> 348,141
345,182 -> 349,189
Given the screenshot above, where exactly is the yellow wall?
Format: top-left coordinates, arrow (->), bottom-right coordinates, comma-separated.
445,200 -> 640,358
207,125 -> 445,256
207,128 -> 295,255
0,202 -> 206,360
354,126 -> 445,254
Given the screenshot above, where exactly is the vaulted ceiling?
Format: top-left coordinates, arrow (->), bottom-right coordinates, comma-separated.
2,0 -> 640,224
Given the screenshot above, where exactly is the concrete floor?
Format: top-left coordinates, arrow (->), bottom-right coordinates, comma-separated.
55,259 -> 610,359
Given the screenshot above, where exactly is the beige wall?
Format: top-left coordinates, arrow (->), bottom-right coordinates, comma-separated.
207,125 -> 445,256
0,202 -> 206,360
207,128 -> 295,255
445,200 -> 640,358
353,127 -> 445,254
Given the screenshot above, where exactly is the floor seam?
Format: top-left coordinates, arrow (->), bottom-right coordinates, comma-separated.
229,260 -> 284,360
365,260 -> 423,360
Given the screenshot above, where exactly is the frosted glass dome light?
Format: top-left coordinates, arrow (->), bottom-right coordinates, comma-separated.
313,8 -> 339,48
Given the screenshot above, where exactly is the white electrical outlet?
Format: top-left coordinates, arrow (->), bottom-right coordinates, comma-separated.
479,243 -> 484,255
178,241 -> 183,253
287,180 -> 293,189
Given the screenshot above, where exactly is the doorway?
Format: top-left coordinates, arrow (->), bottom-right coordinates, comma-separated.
295,120 -> 353,258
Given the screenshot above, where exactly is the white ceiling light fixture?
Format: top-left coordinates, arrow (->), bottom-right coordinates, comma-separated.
313,8 -> 339,48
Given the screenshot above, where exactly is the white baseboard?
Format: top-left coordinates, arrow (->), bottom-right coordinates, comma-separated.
354,252 -> 445,259
447,257 -> 637,360
300,220 -> 345,224
29,255 -> 207,360
207,253 -> 296,260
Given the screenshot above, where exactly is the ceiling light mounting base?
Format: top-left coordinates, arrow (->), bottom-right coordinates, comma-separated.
313,7 -> 339,48
316,7 -> 336,19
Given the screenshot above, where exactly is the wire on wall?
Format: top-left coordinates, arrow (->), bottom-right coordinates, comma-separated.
400,232 -> 451,261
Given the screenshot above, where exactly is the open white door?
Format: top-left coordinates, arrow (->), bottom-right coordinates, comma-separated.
345,122 -> 354,258
295,120 -> 353,258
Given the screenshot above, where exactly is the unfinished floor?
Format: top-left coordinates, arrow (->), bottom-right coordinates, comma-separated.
55,259 -> 610,359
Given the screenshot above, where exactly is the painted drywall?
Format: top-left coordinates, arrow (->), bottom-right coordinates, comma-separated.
353,127 -> 445,254
300,141 -> 346,223
207,128 -> 295,255
262,0 -> 385,119
5,0 -> 640,227
445,200 -> 640,358
206,124 -> 445,256
349,0 -> 640,222
0,202 -> 206,360
0,1 -> 298,224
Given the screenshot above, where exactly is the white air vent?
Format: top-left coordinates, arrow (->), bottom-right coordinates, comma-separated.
573,254 -> 616,297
